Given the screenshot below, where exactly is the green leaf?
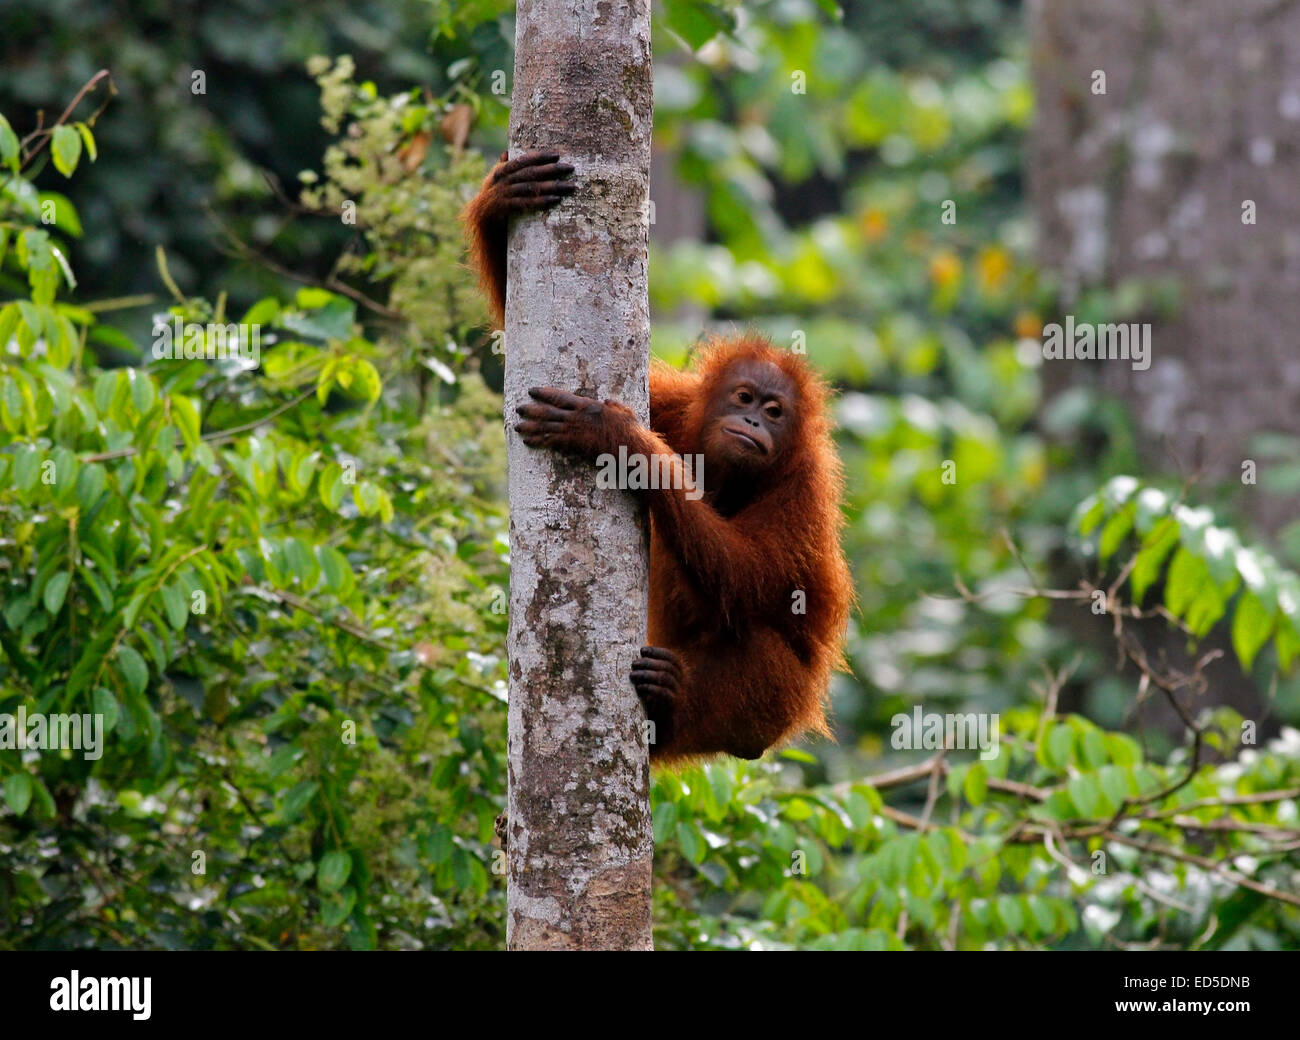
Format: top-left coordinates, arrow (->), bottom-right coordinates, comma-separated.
67,624 -> 120,699
115,644 -> 149,696
3,595 -> 33,629
676,819 -> 705,862
4,774 -> 32,815
663,0 -> 734,49
93,370 -> 118,415
0,306 -> 20,353
1231,591 -> 1273,671
78,564 -> 114,611
318,545 -> 351,593
280,780 -> 319,821
652,801 -> 677,843
29,777 -> 56,819
75,121 -> 97,161
995,894 -> 1025,936
420,826 -> 453,864
241,297 -> 281,326
320,464 -> 345,510
1039,722 -> 1074,771
320,887 -> 357,928
43,571 -> 71,614
93,687 -> 120,733
963,761 -> 987,805
12,445 -> 39,492
355,481 -> 381,516
38,192 -> 83,236
1185,583 -> 1229,638
75,463 -> 107,510
89,324 -> 139,358
17,300 -> 41,340
129,369 -> 156,415
1077,726 -> 1107,770
317,851 -> 352,893
354,358 -> 382,402
51,125 -> 82,177
137,624 -> 168,673
283,538 -> 318,584
450,847 -> 474,890
282,295 -> 354,342
1098,503 -> 1135,562
1074,494 -> 1105,536
1131,518 -> 1179,604
1028,896 -> 1058,937
1278,574 -> 1300,627
782,797 -> 814,821
1098,765 -> 1129,809
0,114 -> 19,167
707,764 -> 735,810
1067,774 -> 1103,818
1104,732 -> 1142,767
171,394 -> 201,449
1164,547 -> 1205,618
1275,617 -> 1300,672
161,581 -> 189,630
291,450 -> 318,494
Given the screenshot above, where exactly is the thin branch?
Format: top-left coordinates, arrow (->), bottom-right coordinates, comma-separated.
830,753 -> 1049,802
211,216 -> 404,321
238,585 -> 388,647
1101,830 -> 1300,908
1141,787 -> 1300,816
19,69 -> 116,171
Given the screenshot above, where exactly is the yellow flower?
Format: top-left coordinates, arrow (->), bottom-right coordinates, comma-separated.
1013,311 -> 1042,339
976,246 -> 1013,294
859,207 -> 888,243
928,249 -> 962,288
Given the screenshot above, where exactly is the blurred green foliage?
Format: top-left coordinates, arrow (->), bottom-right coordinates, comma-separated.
1,69 -> 512,948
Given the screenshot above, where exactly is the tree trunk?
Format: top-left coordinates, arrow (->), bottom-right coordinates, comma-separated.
1028,0 -> 1299,733
1029,0 -> 1300,537
503,0 -> 654,950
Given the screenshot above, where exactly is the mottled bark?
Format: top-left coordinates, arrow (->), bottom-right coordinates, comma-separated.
1029,0 -> 1300,536
1028,0 -> 1300,732
504,0 -> 654,950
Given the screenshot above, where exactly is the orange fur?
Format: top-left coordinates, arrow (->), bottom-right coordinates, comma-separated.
641,337 -> 853,763
461,152 -> 511,327
465,156 -> 854,763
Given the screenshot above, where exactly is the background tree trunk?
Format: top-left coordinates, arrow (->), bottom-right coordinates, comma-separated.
1029,0 -> 1300,539
503,0 -> 654,950
1028,0 -> 1300,733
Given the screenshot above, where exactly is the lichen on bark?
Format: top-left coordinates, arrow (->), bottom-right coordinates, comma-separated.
503,0 -> 655,951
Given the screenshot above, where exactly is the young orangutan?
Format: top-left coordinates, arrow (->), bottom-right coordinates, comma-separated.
464,150 -> 853,763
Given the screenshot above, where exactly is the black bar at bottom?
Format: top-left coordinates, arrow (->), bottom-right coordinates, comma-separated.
0,950 -> 1287,1026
